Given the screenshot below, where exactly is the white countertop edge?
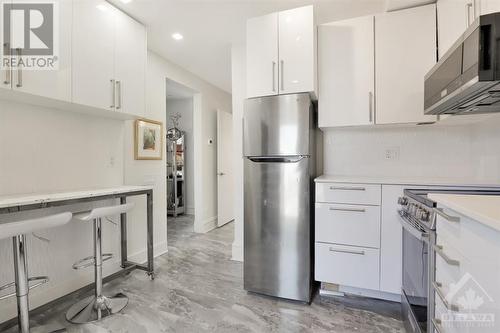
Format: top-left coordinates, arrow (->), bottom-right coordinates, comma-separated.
0,185 -> 154,209
428,193 -> 500,233
314,174 -> 500,188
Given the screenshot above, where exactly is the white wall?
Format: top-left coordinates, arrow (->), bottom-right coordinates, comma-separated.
322,118 -> 500,184
147,51 -> 232,233
166,98 -> 195,215
230,45 -> 245,261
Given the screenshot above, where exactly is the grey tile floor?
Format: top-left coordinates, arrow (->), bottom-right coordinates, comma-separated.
5,215 -> 405,332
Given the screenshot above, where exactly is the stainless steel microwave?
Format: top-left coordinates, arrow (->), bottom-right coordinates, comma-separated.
424,13 -> 500,115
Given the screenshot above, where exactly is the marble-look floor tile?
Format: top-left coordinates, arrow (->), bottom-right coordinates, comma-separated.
3,215 -> 405,332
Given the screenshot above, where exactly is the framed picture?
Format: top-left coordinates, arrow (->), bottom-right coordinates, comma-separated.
135,118 -> 163,160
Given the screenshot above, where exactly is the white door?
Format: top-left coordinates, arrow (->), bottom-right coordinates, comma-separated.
278,5 -> 315,95
246,12 -> 278,98
375,5 -> 437,124
318,16 -> 375,127
13,0 -> 72,101
437,0 -> 472,58
72,0 -> 115,110
114,9 -> 146,117
217,110 -> 234,227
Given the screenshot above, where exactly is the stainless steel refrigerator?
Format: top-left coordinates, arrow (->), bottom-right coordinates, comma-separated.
243,93 -> 316,303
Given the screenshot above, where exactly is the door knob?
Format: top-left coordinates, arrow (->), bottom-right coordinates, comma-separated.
217,172 -> 225,176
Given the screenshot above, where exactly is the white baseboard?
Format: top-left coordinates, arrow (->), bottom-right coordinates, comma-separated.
0,241 -> 168,324
231,242 -> 243,262
186,206 -> 195,215
194,215 -> 217,233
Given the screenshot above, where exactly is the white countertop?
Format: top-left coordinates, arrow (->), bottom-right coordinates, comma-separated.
314,174 -> 500,188
0,185 -> 153,209
428,193 -> 500,232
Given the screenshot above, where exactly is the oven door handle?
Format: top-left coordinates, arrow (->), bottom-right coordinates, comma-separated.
398,211 -> 429,242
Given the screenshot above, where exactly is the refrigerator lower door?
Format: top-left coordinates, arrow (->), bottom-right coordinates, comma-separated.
244,156 -> 311,302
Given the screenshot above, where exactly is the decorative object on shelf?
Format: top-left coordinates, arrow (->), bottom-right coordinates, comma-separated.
134,118 -> 163,160
167,113 -> 183,141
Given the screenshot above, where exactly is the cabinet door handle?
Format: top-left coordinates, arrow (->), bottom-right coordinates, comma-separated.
329,186 -> 366,191
433,281 -> 460,311
433,244 -> 460,266
16,48 -> 22,88
110,79 -> 115,109
368,91 -> 374,123
116,80 -> 122,110
272,61 -> 276,92
280,60 -> 284,91
329,247 -> 365,255
329,207 -> 366,213
3,43 -> 10,85
434,208 -> 460,223
466,2 -> 473,27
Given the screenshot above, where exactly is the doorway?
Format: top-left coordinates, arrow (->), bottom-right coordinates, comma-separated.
166,79 -> 196,225
217,109 -> 235,227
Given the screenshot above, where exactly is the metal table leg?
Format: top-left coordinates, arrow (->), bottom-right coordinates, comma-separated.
146,190 -> 154,279
120,196 -> 128,268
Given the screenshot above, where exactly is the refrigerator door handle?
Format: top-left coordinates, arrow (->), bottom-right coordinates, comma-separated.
247,156 -> 307,163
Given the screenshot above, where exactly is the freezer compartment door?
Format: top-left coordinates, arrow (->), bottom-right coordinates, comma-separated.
244,156 -> 311,302
244,94 -> 312,157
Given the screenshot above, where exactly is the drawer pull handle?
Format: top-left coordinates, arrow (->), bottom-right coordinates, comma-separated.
434,208 -> 460,223
433,281 -> 460,311
432,318 -> 443,333
329,186 -> 366,191
329,247 -> 365,255
329,207 -> 366,213
433,244 -> 460,266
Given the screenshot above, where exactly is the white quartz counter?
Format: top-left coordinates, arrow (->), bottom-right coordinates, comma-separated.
428,193 -> 500,232
314,174 -> 500,188
0,185 -> 153,209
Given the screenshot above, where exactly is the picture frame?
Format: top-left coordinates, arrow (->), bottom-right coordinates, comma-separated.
134,118 -> 163,160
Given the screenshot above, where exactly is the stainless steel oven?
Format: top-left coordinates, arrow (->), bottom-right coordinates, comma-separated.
398,191 -> 437,333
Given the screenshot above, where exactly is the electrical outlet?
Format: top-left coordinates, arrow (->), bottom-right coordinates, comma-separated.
384,147 -> 400,160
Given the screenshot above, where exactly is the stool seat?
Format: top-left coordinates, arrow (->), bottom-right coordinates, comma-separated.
74,203 -> 135,222
0,212 -> 72,240
0,212 -> 72,333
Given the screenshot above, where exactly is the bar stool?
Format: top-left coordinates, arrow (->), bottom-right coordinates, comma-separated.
66,203 -> 135,324
0,212 -> 73,333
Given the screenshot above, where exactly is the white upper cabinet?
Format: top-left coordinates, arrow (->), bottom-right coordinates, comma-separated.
72,0 -> 116,110
246,12 -> 279,98
375,4 -> 437,125
318,16 -> 375,127
72,0 -> 146,116
278,6 -> 315,95
12,0 -> 72,101
246,6 -> 316,98
437,0 -> 472,58
114,9 -> 146,116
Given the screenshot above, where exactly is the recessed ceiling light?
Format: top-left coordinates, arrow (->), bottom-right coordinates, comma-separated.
120,0 -> 133,3
172,33 -> 184,41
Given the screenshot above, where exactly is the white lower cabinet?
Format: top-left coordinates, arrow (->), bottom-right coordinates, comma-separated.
315,243 -> 380,291
434,204 -> 500,333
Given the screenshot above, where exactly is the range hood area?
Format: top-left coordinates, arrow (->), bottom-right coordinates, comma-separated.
424,12 -> 500,115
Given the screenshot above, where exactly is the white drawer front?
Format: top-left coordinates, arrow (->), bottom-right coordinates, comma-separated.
315,203 -> 380,248
315,242 -> 380,290
436,206 -> 500,269
316,182 -> 381,205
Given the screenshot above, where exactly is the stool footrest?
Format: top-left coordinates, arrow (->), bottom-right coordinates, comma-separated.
72,253 -> 114,270
0,276 -> 49,300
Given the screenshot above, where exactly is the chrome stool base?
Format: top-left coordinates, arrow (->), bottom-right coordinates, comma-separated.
65,293 -> 128,324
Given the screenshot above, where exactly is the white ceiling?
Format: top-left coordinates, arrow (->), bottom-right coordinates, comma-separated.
109,0 -> 430,93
